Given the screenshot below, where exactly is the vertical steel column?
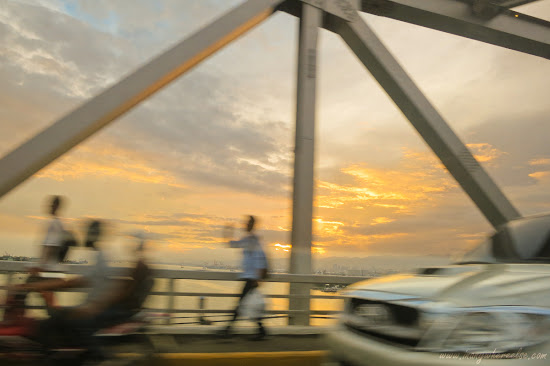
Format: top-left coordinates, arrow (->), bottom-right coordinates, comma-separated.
289,2 -> 322,326
334,15 -> 521,228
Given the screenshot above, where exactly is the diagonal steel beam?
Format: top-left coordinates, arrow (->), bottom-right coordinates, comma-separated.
498,0 -> 543,8
360,0 -> 550,59
331,13 -> 522,228
0,0 -> 283,199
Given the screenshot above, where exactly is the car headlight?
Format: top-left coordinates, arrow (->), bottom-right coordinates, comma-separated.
417,306 -> 550,354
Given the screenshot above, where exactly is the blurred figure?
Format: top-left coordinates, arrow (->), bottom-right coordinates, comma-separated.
220,215 -> 268,340
15,196 -> 73,311
4,220 -> 153,362
4,220 -> 108,360
112,232 -> 154,320
25,219 -> 111,357
9,222 -> 154,361
38,195 -> 67,269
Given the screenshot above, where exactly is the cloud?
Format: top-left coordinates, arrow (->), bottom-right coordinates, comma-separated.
309,145 -> 492,256
35,144 -> 188,189
529,158 -> 550,166
529,171 -> 550,181
0,1 -> 296,198
371,217 -> 395,225
316,149 -> 458,213
467,113 -> 550,191
466,143 -> 506,164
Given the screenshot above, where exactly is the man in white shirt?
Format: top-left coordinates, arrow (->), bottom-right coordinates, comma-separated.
38,195 -> 66,270
23,196 -> 68,308
220,215 -> 268,340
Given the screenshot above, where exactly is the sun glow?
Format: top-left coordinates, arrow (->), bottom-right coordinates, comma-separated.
274,243 -> 291,252
312,247 -> 326,255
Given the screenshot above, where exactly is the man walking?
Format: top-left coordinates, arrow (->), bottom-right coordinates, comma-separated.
25,195 -> 70,307
38,195 -> 66,270
220,215 -> 268,340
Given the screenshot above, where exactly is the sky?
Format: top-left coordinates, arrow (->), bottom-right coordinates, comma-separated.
1,0 -> 550,266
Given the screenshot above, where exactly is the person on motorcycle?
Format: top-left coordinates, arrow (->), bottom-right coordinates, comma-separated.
8,221 -> 153,360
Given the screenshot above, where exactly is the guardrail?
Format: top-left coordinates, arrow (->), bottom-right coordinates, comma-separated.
0,260 -> 369,325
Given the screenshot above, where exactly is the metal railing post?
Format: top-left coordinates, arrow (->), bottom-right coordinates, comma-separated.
166,278 -> 175,325
198,296 -> 211,325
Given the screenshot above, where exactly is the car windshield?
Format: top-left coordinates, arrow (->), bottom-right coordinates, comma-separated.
456,218 -> 550,264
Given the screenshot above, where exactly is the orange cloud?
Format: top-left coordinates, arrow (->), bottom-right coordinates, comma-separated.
312,247 -> 326,255
316,154 -> 456,213
308,144 -> 507,255
371,217 -> 395,225
314,218 -> 344,236
368,233 -> 409,240
529,158 -> 550,166
35,143 -> 187,189
373,203 -> 407,210
310,148 -> 466,254
529,171 -> 550,181
466,143 -> 506,164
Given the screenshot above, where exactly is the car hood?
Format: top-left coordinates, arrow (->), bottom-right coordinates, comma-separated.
346,263 -> 550,307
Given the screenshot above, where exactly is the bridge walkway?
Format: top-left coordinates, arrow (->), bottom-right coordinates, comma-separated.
102,326 -> 334,366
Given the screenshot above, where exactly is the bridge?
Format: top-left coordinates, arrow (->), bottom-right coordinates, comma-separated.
1,0 -> 550,364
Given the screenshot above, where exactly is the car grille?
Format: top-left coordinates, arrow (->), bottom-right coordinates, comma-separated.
345,323 -> 420,347
344,297 -> 422,348
350,298 -> 419,325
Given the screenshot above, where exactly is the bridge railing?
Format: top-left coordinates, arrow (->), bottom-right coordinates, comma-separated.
0,260 -> 369,325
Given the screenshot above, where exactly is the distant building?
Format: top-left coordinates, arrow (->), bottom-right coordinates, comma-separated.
345,269 -> 364,276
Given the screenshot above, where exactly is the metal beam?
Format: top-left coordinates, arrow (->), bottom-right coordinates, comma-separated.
498,0 -> 543,8
0,0 -> 283,199
360,0 -> 550,59
288,2 -> 323,326
331,13 -> 522,228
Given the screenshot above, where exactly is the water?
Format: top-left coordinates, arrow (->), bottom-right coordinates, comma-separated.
0,264 -> 344,327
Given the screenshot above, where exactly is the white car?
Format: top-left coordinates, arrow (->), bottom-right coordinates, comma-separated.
326,214 -> 550,365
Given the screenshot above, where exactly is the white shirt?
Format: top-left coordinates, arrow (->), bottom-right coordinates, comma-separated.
39,217 -> 65,270
229,235 -> 268,280
42,217 -> 64,247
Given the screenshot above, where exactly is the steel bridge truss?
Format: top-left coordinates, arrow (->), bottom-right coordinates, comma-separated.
0,0 -> 549,324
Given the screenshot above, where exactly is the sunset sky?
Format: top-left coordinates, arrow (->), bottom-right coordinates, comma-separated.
1,0 -> 550,265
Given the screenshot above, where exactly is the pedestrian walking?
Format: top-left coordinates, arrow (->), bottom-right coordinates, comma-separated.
38,195 -> 67,269
219,215 -> 268,340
